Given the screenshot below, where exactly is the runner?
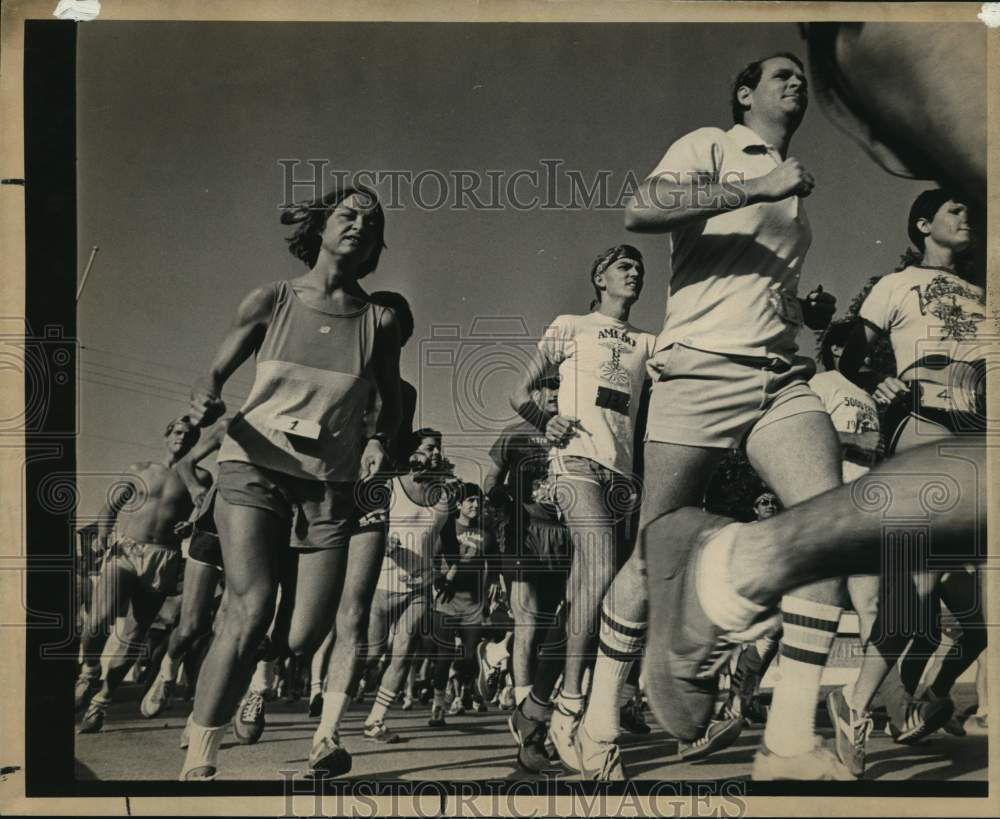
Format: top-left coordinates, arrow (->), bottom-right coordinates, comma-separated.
179,184 -> 403,780
75,417 -> 209,733
429,483 -> 497,724
140,419 -> 230,720
829,189 -> 986,775
483,378 -> 569,710
608,52 -> 845,780
360,429 -> 455,742
507,244 -> 654,779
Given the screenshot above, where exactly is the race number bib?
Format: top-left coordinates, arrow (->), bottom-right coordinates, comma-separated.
269,414 -> 322,440
768,288 -> 804,326
595,386 -> 630,416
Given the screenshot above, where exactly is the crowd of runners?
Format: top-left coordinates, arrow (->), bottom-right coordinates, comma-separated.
73,22 -> 989,783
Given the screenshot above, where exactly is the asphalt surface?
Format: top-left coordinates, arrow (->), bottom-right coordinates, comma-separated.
75,683 -> 986,783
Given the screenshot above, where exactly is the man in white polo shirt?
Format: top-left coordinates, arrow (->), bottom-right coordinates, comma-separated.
602,52 -> 853,780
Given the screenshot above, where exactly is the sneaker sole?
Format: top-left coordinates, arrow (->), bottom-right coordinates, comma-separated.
895,701 -> 955,745
677,718 -> 744,762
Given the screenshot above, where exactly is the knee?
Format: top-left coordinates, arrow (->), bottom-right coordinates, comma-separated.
335,602 -> 369,644
287,622 -> 327,659
221,592 -> 274,653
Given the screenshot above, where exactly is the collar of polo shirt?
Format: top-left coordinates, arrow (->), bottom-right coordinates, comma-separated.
728,123 -> 772,155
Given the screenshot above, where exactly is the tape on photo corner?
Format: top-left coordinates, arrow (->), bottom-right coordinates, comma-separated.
53,0 -> 101,22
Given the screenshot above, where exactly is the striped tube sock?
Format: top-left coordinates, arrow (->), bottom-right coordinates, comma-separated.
763,596 -> 842,757
583,606 -> 646,742
366,685 -> 396,726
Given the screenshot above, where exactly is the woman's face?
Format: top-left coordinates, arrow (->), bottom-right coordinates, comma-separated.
925,200 -> 972,252
321,192 -> 381,265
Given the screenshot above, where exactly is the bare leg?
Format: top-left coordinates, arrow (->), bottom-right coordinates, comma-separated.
165,560 -> 221,669
315,529 -> 384,741
190,498 -> 286,728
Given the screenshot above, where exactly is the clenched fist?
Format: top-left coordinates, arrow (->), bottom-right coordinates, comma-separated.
752,158 -> 815,202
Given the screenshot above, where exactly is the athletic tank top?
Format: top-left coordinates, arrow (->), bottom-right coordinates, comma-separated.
377,476 -> 451,593
218,280 -> 384,481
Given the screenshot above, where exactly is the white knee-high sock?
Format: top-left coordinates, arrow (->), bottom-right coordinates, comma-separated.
763,596 -> 841,757
583,603 -> 646,742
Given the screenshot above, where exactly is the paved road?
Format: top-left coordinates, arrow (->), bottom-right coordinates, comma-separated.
75,683 -> 986,783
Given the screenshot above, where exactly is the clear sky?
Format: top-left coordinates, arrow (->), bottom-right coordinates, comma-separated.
75,21 -> 932,516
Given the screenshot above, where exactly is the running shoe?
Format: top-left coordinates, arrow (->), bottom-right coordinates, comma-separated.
77,699 -> 107,734
825,687 -> 873,777
400,694 -> 414,711
232,690 -> 266,745
574,721 -> 627,781
644,508 -> 778,742
363,720 -> 401,743
752,737 -> 856,781
140,670 -> 174,718
963,712 -> 988,736
885,697 -> 954,745
676,715 -> 744,762
448,695 -> 466,716
548,702 -> 583,771
620,697 -> 652,736
180,765 -> 217,781
74,674 -> 100,713
498,684 -> 515,710
308,734 -> 352,779
508,704 -> 555,773
428,703 -> 447,728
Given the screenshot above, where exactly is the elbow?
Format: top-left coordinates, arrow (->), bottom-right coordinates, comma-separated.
623,204 -> 643,232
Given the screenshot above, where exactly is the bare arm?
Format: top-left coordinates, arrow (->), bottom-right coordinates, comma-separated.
175,417 -> 231,506
358,307 -> 403,481
510,348 -> 576,447
189,286 -> 275,427
839,320 -> 909,407
624,160 -> 815,234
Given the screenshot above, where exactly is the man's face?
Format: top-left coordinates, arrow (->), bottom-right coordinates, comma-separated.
321,192 -> 380,265
535,384 -> 559,414
744,57 -> 808,125
165,423 -> 195,457
410,436 -> 443,472
595,256 -> 644,305
754,494 -> 780,520
925,200 -> 972,253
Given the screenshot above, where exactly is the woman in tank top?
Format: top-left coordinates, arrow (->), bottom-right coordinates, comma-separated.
180,185 -> 402,781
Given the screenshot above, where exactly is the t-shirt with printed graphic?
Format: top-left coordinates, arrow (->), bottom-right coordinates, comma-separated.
488,420 -> 561,524
809,370 -> 881,462
442,519 -> 497,604
860,266 -> 986,412
538,312 -> 656,476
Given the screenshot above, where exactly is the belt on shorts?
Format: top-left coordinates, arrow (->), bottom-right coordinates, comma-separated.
717,352 -> 793,373
842,444 -> 881,468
